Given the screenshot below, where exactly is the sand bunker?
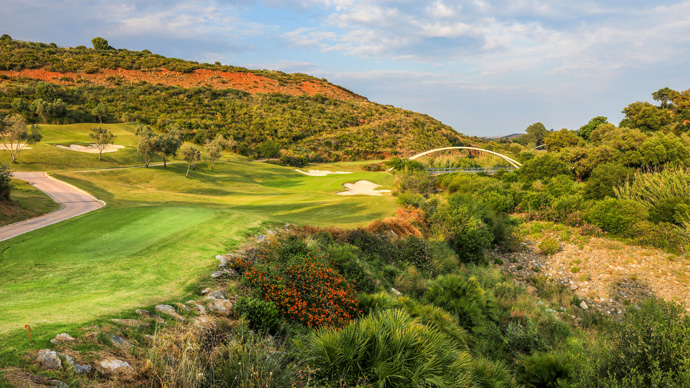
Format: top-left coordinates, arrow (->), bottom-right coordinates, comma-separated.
0,144 -> 32,150
56,144 -> 125,153
336,180 -> 392,196
295,169 -> 352,177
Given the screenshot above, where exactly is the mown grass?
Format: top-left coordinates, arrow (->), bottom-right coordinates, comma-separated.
0,179 -> 60,226
0,124 -> 396,368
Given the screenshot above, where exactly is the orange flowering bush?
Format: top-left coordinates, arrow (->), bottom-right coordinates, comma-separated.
245,256 -> 361,328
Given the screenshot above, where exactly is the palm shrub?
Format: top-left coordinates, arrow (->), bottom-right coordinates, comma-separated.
234,297 -> 281,334
301,309 -> 474,388
424,274 -> 498,334
615,166 -> 690,214
516,352 -> 572,388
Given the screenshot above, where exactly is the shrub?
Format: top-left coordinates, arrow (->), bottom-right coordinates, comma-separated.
587,198 -> 648,236
538,237 -> 560,255
519,155 -> 570,182
516,352 -> 572,388
584,163 -> 634,200
630,221 -> 690,253
0,162 -> 12,201
234,297 -> 281,334
431,196 -> 493,264
580,298 -> 690,387
424,274 -> 498,334
302,309 -> 474,388
245,256 -> 360,328
395,235 -> 434,275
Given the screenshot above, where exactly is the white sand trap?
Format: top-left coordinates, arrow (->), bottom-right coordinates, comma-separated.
0,144 -> 32,150
56,144 -> 125,153
295,169 -> 353,177
336,180 -> 392,196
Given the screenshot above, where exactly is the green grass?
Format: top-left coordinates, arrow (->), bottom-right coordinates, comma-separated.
0,124 -> 397,368
0,179 -> 60,226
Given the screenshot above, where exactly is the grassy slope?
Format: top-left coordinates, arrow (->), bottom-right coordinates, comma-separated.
0,180 -> 60,226
0,124 -> 396,358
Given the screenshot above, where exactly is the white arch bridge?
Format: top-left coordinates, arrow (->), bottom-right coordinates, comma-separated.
408,146 -> 522,174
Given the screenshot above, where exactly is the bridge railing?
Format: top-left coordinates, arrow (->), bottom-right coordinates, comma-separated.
425,167 -> 517,174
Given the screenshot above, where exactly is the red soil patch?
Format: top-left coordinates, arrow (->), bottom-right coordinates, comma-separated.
0,68 -> 365,102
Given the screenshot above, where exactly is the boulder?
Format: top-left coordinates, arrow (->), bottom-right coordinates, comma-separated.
37,349 -> 62,369
193,304 -> 207,315
176,303 -> 191,312
110,335 -> 130,347
99,358 -> 134,377
135,309 -> 154,317
50,333 -> 76,344
207,299 -> 233,316
205,290 -> 226,300
155,304 -> 185,321
74,364 -> 93,374
201,287 -> 211,295
580,301 -> 589,310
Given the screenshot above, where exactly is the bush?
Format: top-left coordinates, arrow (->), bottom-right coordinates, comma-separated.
0,162 -> 12,201
516,352 -> 572,388
302,309 -> 474,388
245,256 -> 361,328
584,163 -> 634,200
580,298 -> 690,387
431,196 -> 493,264
424,274 -> 498,334
519,155 -> 570,182
630,221 -> 690,253
234,297 -> 281,334
587,198 -> 648,236
538,237 -> 560,255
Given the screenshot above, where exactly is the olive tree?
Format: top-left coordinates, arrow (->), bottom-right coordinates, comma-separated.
136,125 -> 158,167
204,134 -> 229,170
158,127 -> 183,168
1,115 -> 42,163
181,144 -> 201,177
89,126 -> 116,160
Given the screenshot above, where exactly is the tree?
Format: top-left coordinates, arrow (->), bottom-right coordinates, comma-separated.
136,125 -> 158,168
578,116 -> 608,140
1,115 -> 42,163
205,134 -> 229,170
620,102 -> 671,132
652,87 -> 675,109
544,128 -> 580,151
89,127 -> 116,160
0,162 -> 12,201
91,37 -> 110,50
524,122 -> 549,147
91,103 -> 108,123
257,140 -> 280,159
181,144 -> 201,177
157,127 -> 183,168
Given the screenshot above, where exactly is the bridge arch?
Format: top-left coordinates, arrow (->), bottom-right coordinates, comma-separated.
408,146 -> 522,168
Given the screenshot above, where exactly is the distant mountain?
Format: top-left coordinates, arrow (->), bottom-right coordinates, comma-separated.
0,36 -> 466,162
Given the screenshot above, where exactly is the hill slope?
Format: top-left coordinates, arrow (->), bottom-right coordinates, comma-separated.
0,37 -> 465,161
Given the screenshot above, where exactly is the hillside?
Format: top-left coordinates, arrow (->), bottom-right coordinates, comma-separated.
0,37 -> 465,161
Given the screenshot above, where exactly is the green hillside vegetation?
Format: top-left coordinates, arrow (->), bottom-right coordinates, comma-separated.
0,37 -> 465,162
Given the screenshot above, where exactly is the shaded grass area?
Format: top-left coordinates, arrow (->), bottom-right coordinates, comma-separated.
0,179 -> 60,226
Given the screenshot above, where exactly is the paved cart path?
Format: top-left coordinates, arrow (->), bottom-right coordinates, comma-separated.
0,172 -> 104,242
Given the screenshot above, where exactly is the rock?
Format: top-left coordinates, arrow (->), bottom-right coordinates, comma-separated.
136,309 -> 154,317
580,301 -> 589,310
74,364 -> 93,374
256,234 -> 266,243
192,315 -> 216,328
110,335 -> 130,347
211,270 -> 228,279
194,304 -> 207,315
205,290 -> 226,300
284,223 -> 290,230
99,358 -> 133,373
49,380 -> 68,388
207,299 -> 233,316
50,333 -> 76,344
155,304 -> 185,321
62,354 -> 75,368
569,284 -> 579,291
390,288 -> 402,296
215,254 -> 226,261
201,287 -> 211,295
268,230 -> 275,235
37,349 -> 62,369
176,303 -> 191,312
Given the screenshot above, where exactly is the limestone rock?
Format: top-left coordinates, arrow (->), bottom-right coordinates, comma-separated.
207,299 -> 233,315
136,309 -> 154,317
201,287 -> 211,295
580,301 -> 589,310
390,288 -> 402,296
193,303 -> 207,315
50,333 -> 76,344
176,303 -> 191,312
99,358 -> 133,375
205,290 -> 226,300
74,364 -> 93,374
37,349 -> 62,369
49,380 -> 68,388
155,304 -> 185,321
110,335 -> 130,347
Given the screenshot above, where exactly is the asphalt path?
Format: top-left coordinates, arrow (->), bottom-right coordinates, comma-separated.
0,172 -> 105,242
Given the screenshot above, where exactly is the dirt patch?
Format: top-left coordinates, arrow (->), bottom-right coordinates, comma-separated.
499,223 -> 690,316
295,169 -> 352,177
336,180 -> 391,196
0,68 -> 365,102
55,144 -> 125,153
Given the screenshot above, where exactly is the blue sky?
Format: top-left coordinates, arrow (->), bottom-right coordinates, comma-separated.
3,0 -> 689,136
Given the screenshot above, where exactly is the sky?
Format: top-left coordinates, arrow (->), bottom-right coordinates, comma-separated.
2,0 -> 689,137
